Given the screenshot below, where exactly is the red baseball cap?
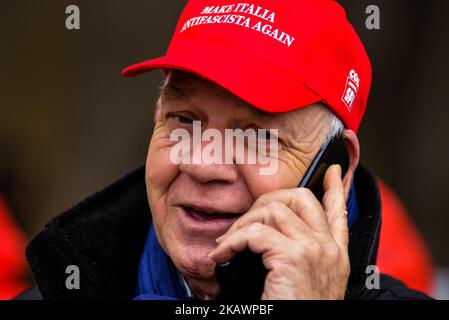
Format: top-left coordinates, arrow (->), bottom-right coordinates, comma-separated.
123,0 -> 372,133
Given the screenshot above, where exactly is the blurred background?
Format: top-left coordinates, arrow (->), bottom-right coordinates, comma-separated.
0,0 -> 448,299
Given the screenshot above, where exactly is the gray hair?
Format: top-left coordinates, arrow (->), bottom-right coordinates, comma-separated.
323,109 -> 345,145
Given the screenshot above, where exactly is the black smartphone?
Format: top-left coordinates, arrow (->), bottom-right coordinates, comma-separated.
215,135 -> 349,300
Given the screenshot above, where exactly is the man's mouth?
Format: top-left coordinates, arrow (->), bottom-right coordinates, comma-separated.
179,205 -> 241,235
182,206 -> 241,221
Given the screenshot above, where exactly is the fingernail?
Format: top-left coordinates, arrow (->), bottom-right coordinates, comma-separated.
216,237 -> 222,244
335,164 -> 342,178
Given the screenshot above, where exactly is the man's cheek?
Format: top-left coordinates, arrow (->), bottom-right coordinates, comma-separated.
240,162 -> 301,199
146,144 -> 180,196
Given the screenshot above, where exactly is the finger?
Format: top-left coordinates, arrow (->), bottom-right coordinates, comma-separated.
322,165 -> 349,249
249,187 -> 329,234
217,201 -> 311,243
210,223 -> 288,264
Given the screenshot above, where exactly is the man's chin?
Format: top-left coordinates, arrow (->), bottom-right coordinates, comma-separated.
171,244 -> 217,280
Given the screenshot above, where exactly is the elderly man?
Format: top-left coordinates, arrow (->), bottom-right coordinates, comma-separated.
23,0 -> 430,300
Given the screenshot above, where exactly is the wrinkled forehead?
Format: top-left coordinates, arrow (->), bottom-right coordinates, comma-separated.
160,69 -> 274,119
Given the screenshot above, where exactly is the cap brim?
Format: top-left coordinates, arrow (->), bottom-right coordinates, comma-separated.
122,42 -> 322,114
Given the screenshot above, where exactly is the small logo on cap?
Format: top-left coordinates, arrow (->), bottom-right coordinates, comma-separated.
342,69 -> 360,111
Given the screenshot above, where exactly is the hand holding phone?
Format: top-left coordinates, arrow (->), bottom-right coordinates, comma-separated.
215,135 -> 349,300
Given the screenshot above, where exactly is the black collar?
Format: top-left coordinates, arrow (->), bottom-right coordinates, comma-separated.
26,165 -> 381,299
346,165 -> 382,298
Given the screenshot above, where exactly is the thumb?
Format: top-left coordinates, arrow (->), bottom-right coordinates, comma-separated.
322,165 -> 349,249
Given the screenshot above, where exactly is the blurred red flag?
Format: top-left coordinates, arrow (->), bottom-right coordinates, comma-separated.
0,195 -> 28,299
377,180 -> 435,295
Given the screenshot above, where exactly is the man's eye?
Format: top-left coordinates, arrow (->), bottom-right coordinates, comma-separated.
174,115 -> 194,124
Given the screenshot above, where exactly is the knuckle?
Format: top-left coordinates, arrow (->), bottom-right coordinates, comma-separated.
295,187 -> 314,199
247,223 -> 264,241
267,201 -> 285,216
292,240 -> 321,261
266,201 -> 281,215
254,192 -> 271,207
293,188 -> 319,211
267,202 -> 291,225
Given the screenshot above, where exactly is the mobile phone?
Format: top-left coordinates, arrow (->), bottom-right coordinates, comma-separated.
215,135 -> 349,300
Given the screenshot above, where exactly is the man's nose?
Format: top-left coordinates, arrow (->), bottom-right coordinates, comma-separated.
179,161 -> 238,184
179,160 -> 238,184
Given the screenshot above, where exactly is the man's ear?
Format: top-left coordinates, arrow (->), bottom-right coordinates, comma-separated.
154,98 -> 162,124
342,129 -> 360,199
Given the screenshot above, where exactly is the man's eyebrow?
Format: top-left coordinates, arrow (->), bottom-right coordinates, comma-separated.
160,80 -> 195,101
160,71 -> 200,101
160,71 -> 274,120
254,108 -> 274,120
